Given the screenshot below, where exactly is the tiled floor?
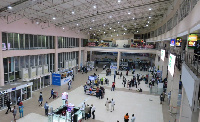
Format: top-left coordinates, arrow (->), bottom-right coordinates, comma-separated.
0,68 -> 169,122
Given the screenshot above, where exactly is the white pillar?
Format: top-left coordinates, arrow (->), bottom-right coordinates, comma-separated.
0,32 -> 4,86
117,51 -> 121,70
78,38 -> 82,69
84,50 -> 87,66
54,36 -> 58,72
90,51 -> 92,61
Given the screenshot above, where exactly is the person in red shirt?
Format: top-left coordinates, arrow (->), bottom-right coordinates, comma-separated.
111,82 -> 115,91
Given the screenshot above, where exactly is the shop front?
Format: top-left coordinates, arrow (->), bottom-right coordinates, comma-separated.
30,74 -> 51,91
0,82 -> 33,110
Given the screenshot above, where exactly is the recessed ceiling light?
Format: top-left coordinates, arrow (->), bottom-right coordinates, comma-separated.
109,16 -> 112,18
62,27 -> 65,29
118,22 -> 120,24
111,35 -> 112,37
90,27 -> 92,29
104,32 -> 105,33
148,21 -> 150,23
137,31 -> 139,32
118,0 -> 121,3
110,27 -> 112,29
117,34 -> 118,36
149,16 -> 151,18
128,12 -> 131,15
53,17 -> 56,20
103,24 -> 106,26
76,23 -> 79,26
93,5 -> 96,9
146,25 -> 148,26
92,20 -> 95,22
149,8 -> 152,11
72,11 -> 75,14
114,30 -> 116,31
94,34 -> 95,35
8,6 -> 12,9
124,33 -> 126,35
99,30 -> 100,31
36,21 -> 39,25
132,17 -> 135,20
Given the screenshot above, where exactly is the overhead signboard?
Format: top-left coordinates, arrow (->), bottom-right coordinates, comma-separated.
188,34 -> 198,48
168,54 -> 176,76
176,37 -> 182,47
170,39 -> 176,46
161,49 -> 165,61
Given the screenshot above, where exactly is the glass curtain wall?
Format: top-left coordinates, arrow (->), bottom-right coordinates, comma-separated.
1,32 -> 55,50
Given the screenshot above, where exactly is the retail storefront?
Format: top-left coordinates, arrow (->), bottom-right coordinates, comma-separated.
0,82 -> 33,110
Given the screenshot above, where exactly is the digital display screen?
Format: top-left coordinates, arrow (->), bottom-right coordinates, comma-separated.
170,39 -> 175,46
176,37 -> 182,47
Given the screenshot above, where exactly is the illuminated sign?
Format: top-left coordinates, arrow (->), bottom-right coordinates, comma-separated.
161,49 -> 165,61
188,35 -> 198,48
170,39 -> 175,46
168,54 -> 176,76
176,37 -> 182,47
188,35 -> 197,41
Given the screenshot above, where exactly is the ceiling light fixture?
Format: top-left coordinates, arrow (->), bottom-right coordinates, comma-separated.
53,17 -> 56,20
90,27 -> 92,29
118,0 -> 121,3
111,35 -> 112,37
110,27 -> 112,29
109,16 -> 112,18
103,24 -> 106,26
148,21 -> 150,23
92,20 -> 95,22
36,21 -> 39,25
62,27 -> 65,30
99,30 -> 100,31
132,17 -> 135,20
93,5 -> 96,9
117,34 -> 119,36
124,33 -> 126,35
137,31 -> 139,33
149,8 -> 152,11
128,12 -> 131,15
118,22 -> 120,24
76,23 -> 79,26
94,34 -> 95,35
146,25 -> 148,26
104,32 -> 105,33
8,6 -> 12,9
149,16 -> 151,18
72,11 -> 75,14
114,30 -> 116,31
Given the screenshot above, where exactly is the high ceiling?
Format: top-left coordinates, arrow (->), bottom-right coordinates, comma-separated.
0,0 -> 173,37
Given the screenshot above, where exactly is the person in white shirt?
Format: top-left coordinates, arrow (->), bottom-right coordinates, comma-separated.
110,98 -> 115,112
105,98 -> 110,111
91,104 -> 96,119
131,114 -> 136,122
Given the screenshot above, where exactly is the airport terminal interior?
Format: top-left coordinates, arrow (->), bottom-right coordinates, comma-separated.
0,0 -> 200,122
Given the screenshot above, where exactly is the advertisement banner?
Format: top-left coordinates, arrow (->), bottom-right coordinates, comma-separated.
170,39 -> 175,46
61,76 -> 72,86
176,37 -> 182,47
52,73 -> 61,86
188,34 -> 197,48
161,49 -> 165,61
168,54 -> 176,76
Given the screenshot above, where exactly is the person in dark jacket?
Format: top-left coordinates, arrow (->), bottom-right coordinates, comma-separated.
5,99 -> 11,114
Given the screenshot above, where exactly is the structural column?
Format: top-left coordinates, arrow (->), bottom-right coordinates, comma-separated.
161,56 -> 168,80
0,32 -> 4,86
169,67 -> 180,114
78,38 -> 81,69
90,51 -> 92,61
84,50 -> 87,66
54,36 -> 58,72
117,51 -> 121,70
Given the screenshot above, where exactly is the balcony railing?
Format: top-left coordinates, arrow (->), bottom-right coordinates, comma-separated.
185,52 -> 200,77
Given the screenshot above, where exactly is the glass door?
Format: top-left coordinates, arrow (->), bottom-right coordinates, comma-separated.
11,91 -> 16,105
27,86 -> 31,99
0,94 -> 4,110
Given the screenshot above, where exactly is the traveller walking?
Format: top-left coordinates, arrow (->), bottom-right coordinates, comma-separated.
12,106 -> 17,121
39,92 -> 43,106
96,66 -> 98,71
19,105 -> 24,118
110,98 -> 115,112
49,89 -> 54,99
84,104 -> 90,120
91,104 -> 96,119
111,82 -> 115,91
68,80 -> 71,90
130,114 -> 136,122
120,72 -> 122,78
99,89 -> 102,99
5,99 -> 11,114
129,81 -> 131,90
44,101 -> 49,116
126,70 -> 128,76
105,98 -> 110,111
96,87 -> 99,97
124,113 -> 129,122
160,93 -> 164,104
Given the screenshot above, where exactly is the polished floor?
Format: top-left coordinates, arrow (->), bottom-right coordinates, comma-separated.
0,68 -> 171,122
